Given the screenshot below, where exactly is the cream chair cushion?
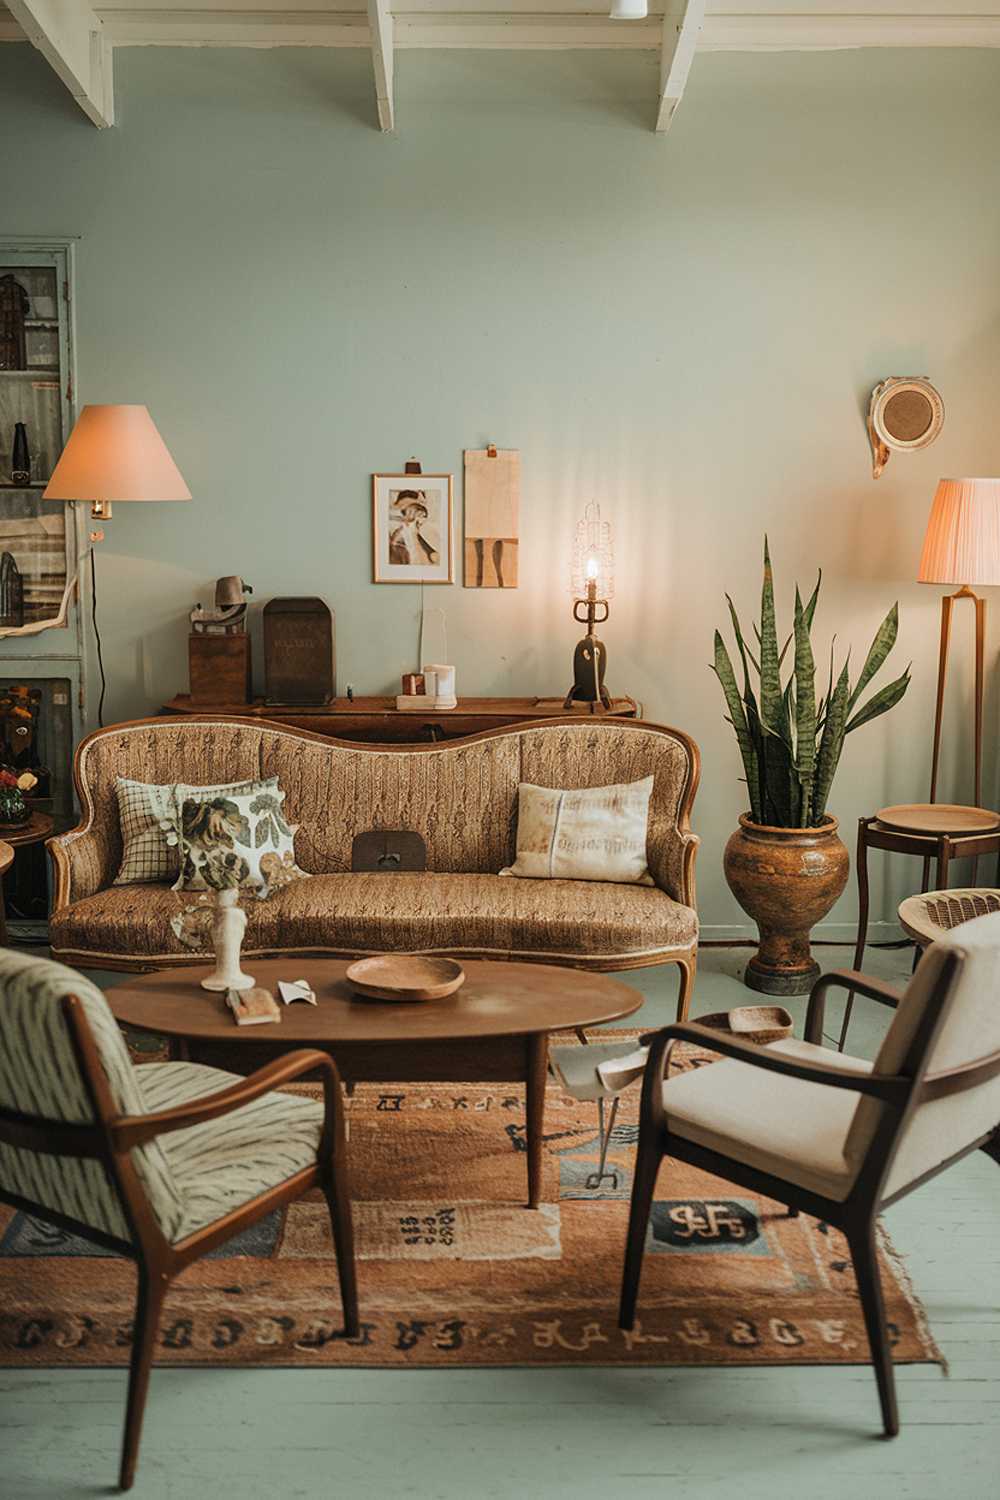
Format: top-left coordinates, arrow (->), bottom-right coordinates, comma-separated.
662,1038 -> 872,1202
847,913 -> 1000,1198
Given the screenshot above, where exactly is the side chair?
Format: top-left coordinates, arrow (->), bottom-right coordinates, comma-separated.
0,950 -> 358,1491
619,911 -> 1000,1436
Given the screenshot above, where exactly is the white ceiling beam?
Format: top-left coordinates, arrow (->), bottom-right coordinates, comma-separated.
367,0 -> 394,132
6,0 -> 114,126
656,0 -> 704,133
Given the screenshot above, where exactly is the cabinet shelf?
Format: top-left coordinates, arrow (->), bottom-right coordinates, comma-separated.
0,369 -> 59,379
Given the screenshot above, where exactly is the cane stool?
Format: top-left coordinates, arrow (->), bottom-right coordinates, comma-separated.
899,888 -> 1000,949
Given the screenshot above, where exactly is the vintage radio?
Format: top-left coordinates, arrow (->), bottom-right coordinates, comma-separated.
263,597 -> 335,705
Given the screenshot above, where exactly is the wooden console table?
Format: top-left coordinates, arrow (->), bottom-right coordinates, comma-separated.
161,694 -> 641,744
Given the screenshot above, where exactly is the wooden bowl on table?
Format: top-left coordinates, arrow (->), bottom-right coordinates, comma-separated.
695,1005 -> 794,1046
346,955 -> 466,1003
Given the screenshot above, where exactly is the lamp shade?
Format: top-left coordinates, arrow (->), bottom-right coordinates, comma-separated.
917,477 -> 1000,587
43,405 -> 191,504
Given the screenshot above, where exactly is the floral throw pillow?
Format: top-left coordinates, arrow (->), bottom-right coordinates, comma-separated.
172,783 -> 307,898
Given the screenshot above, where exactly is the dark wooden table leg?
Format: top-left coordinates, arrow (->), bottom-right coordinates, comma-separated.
839,819 -> 871,1051
525,1034 -> 548,1209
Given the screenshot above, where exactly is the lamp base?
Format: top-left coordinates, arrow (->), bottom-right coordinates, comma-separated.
563,633 -> 612,711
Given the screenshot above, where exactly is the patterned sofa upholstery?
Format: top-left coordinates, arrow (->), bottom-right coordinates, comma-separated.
48,715 -> 700,988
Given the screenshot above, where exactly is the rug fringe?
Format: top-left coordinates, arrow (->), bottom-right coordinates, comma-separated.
876,1219 -> 948,1374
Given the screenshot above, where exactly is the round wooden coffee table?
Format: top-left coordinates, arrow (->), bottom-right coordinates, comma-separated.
108,957 -> 643,1209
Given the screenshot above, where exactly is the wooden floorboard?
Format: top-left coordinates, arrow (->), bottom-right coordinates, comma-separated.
1,945 -> 997,1498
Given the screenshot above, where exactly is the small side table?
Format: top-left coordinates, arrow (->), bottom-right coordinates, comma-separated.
842,805 -> 1000,1049
0,812 -> 55,943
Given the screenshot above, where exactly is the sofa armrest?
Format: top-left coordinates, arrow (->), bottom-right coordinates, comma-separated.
649,828 -> 699,912
47,826 -> 117,910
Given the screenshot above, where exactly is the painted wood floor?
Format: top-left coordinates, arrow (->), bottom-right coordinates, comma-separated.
1,945 -> 998,1499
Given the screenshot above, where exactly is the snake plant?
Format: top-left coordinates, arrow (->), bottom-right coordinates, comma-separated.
713,539 -> 911,828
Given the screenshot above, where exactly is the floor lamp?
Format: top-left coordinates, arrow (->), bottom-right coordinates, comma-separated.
43,405 -> 191,725
917,476 -> 1000,811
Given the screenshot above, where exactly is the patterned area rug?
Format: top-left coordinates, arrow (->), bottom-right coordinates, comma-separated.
0,1035 -> 941,1370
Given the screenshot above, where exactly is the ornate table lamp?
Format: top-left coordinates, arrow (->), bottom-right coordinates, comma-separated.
43,404 -> 191,724
564,502 -> 614,711
918,477 -> 1000,808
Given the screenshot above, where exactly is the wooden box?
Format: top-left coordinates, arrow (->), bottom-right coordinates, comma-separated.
263,597 -> 334,705
189,634 -> 251,706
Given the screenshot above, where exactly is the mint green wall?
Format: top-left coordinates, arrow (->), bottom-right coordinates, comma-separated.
2,43 -> 999,935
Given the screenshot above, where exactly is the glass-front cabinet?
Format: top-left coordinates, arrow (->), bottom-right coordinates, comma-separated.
0,242 -> 81,650
0,240 -> 84,872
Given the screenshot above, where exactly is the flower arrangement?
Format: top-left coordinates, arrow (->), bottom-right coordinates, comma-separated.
0,766 -> 36,827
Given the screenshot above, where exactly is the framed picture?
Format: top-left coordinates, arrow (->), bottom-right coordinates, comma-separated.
372,473 -> 454,584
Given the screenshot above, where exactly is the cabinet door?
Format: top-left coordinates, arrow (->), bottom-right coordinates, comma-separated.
0,243 -> 81,651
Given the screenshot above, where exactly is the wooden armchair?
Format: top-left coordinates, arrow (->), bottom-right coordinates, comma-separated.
619,911 -> 1000,1436
0,950 -> 358,1491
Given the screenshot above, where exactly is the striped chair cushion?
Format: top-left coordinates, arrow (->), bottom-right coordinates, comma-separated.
134,1062 -> 325,1241
0,951 -> 185,1242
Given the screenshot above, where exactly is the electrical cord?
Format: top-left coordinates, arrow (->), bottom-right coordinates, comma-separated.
90,544 -> 107,728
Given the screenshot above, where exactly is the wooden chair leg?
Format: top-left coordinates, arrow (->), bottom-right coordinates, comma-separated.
321,1176 -> 359,1339
119,1262 -> 169,1491
848,1223 -> 899,1438
675,955 -> 696,1023
618,1133 -> 660,1331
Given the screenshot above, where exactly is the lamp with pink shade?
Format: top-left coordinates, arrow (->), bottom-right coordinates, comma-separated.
917,477 -> 1000,812
43,404 -> 191,725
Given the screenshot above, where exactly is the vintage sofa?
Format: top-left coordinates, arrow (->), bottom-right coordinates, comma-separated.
47,715 -> 700,1014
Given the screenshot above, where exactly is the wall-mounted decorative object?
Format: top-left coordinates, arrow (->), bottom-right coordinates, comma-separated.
464,446 -> 519,587
263,596 -> 335,704
867,376 -> 944,479
564,502 -> 614,710
715,538 -> 910,994
0,274 -> 29,371
10,422 -> 29,485
372,472 -> 454,584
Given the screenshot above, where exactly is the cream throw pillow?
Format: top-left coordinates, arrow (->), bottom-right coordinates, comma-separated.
501,776 -> 655,885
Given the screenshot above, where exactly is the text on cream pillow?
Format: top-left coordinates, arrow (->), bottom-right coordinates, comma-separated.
500,776 -> 654,885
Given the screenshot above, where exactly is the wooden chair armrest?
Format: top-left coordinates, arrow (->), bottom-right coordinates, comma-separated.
111,1049 -> 343,1150
804,969 -> 904,1044
636,1022 -> 909,1134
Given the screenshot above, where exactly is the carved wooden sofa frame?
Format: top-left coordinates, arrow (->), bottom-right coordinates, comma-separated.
47,715 -> 700,1018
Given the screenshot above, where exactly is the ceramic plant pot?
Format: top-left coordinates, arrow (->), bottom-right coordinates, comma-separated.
723,814 -> 849,995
